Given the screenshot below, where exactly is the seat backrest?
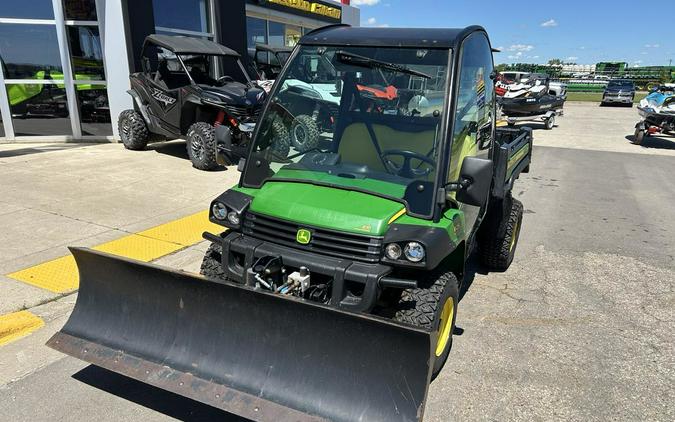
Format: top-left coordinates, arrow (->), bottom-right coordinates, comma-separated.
157,59 -> 190,90
337,122 -> 437,179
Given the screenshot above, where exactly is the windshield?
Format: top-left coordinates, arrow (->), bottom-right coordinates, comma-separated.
172,53 -> 248,86
271,51 -> 291,66
607,80 -> 633,88
242,45 -> 451,217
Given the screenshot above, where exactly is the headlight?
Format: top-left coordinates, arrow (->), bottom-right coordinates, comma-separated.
385,243 -> 402,260
212,202 -> 228,220
404,242 -> 425,263
227,211 -> 240,225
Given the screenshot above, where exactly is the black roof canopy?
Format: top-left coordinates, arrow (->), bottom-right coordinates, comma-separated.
255,44 -> 293,54
145,34 -> 239,57
301,25 -> 486,49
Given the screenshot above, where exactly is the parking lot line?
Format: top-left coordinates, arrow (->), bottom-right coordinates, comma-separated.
7,210 -> 221,293
0,310 -> 44,346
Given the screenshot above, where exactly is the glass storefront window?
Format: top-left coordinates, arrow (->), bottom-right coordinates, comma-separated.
0,1 -> 54,20
67,26 -> 105,80
76,84 -> 111,136
0,24 -> 63,79
247,17 -> 267,50
269,22 -> 285,47
63,0 -> 97,21
152,0 -> 209,33
6,83 -> 72,136
285,25 -> 302,47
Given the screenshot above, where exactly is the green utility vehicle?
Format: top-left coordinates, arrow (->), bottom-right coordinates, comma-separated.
48,25 -> 532,422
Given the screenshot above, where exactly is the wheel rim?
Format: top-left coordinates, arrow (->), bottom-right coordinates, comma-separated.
190,135 -> 205,161
435,298 -> 454,357
120,119 -> 131,141
509,217 -> 521,252
293,124 -> 307,147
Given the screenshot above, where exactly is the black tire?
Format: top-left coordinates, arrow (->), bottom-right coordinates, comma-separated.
544,116 -> 555,130
200,243 -> 227,282
118,109 -> 149,150
290,114 -> 320,152
633,127 -> 645,145
478,195 -> 524,271
393,270 -> 460,380
271,119 -> 291,157
186,122 -> 219,171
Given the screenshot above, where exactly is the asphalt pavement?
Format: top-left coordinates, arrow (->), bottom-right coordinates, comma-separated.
0,102 -> 673,421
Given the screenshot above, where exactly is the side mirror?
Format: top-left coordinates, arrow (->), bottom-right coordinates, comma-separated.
453,157 -> 493,207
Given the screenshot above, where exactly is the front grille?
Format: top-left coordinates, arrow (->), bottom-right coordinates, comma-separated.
223,104 -> 262,120
242,212 -> 384,262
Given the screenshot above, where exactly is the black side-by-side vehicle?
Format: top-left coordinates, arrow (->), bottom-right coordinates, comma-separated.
252,43 -> 292,80
118,35 -> 270,170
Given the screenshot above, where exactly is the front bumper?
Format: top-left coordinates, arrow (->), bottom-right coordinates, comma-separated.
215,231 -> 393,312
603,94 -> 633,103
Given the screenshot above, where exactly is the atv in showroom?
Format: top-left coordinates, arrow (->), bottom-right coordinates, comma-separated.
118,35 -> 274,170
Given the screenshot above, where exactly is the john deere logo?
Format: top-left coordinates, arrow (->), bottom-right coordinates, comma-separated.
296,229 -> 311,244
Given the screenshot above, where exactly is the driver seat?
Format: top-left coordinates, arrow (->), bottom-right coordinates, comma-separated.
337,122 -> 437,180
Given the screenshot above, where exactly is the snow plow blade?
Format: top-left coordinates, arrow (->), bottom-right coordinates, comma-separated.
47,248 -> 433,421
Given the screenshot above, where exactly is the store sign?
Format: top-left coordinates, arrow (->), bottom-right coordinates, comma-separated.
260,0 -> 342,20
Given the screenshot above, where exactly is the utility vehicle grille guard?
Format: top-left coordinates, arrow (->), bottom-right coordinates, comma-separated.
242,211 -> 384,262
218,230 -> 389,312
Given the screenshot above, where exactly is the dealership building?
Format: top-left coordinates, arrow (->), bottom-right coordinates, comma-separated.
0,0 -> 359,142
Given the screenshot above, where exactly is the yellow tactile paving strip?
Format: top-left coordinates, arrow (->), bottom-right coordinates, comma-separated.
7,210 -> 222,293
0,310 -> 45,346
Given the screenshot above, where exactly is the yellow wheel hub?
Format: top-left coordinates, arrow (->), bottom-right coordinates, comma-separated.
435,298 -> 454,357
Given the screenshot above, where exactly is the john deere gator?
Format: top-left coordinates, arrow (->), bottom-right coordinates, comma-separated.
48,25 -> 533,421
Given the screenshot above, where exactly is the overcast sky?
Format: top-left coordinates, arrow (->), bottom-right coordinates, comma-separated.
341,0 -> 674,66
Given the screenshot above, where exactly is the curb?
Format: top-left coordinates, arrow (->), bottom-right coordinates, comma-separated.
0,310 -> 45,346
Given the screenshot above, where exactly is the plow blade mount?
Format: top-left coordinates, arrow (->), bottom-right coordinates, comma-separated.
47,248 -> 434,422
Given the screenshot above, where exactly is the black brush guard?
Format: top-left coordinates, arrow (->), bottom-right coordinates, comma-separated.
47,248 -> 434,421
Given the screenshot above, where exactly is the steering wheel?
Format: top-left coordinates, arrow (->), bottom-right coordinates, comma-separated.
217,75 -> 235,85
381,149 -> 436,178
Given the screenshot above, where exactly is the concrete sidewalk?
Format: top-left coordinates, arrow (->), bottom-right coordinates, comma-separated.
0,140 -> 238,315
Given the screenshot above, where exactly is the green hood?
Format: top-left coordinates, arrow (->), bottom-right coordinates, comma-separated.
247,180 -> 406,236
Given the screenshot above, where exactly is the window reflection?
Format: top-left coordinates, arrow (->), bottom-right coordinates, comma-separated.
152,0 -> 209,33
6,83 -> 72,136
76,85 -> 111,136
0,1 -> 54,20
246,17 -> 267,55
67,26 -> 105,80
0,24 -> 63,79
63,0 -> 97,21
285,25 -> 301,47
269,22 -> 285,47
